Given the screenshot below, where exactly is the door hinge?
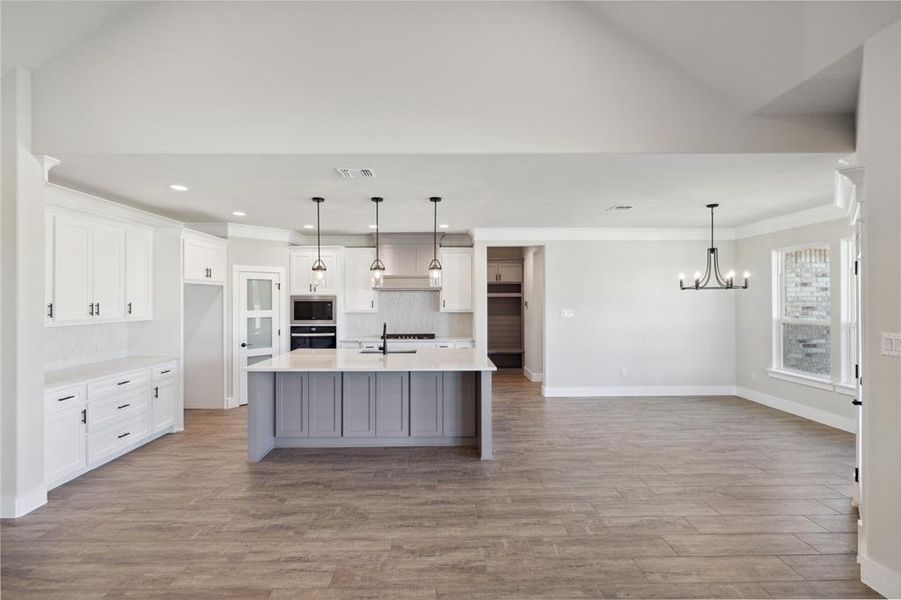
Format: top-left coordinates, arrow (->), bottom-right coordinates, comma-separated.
854,467 -> 859,483
47,303 -> 53,318
81,409 -> 86,424
278,329 -> 281,336
276,282 -> 281,291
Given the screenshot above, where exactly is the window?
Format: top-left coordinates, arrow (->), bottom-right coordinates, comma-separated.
773,245 -> 831,378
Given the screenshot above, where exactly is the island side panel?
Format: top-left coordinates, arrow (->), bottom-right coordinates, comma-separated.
479,370 -> 493,460
247,371 -> 276,462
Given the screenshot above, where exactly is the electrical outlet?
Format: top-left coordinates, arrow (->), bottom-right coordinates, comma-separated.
560,309 -> 575,319
620,368 -> 627,377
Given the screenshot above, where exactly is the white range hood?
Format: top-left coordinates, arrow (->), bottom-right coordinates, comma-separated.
375,275 -> 440,292
373,235 -> 441,291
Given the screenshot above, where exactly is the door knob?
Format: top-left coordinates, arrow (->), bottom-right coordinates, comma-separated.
240,342 -> 249,348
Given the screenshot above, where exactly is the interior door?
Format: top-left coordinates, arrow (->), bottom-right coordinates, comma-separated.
238,271 -> 281,406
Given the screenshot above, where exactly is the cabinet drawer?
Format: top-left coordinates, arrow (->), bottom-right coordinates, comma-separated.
88,369 -> 151,400
152,361 -> 177,382
88,388 -> 150,432
88,411 -> 149,465
44,385 -> 86,415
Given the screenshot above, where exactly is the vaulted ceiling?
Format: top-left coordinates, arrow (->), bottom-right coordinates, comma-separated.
3,1 -> 899,230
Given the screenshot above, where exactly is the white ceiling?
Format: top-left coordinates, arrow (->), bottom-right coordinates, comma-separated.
51,153 -> 840,233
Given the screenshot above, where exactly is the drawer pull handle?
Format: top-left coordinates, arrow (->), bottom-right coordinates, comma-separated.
160,369 -> 171,374
154,386 -> 159,399
117,380 -> 130,386
117,432 -> 130,439
117,403 -> 131,410
58,395 -> 75,402
81,409 -> 86,424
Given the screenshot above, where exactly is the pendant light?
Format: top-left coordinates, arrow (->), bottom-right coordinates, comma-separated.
679,203 -> 749,290
369,197 -> 386,285
428,196 -> 442,287
311,197 -> 327,281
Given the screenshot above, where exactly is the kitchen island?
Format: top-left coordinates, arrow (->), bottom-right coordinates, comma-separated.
245,348 -> 496,461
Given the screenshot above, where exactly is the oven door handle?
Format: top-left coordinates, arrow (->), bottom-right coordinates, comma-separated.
291,333 -> 336,337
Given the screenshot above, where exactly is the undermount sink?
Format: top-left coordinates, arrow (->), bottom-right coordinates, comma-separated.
359,349 -> 418,354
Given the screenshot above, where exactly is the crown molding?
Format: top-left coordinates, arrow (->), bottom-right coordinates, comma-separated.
471,227 -> 735,242
46,184 -> 183,228
188,222 -> 303,244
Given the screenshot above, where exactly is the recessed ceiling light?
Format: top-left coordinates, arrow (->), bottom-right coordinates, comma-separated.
368,224 -> 378,229
231,211 -> 246,217
303,224 -> 314,229
439,223 -> 449,229
169,184 -> 188,191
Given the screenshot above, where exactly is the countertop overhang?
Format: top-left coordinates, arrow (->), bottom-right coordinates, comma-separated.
246,348 -> 496,373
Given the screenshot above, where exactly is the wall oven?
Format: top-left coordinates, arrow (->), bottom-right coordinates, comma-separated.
290,296 -> 336,350
290,296 -> 335,325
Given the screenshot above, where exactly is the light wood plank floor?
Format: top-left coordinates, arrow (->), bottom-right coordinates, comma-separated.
2,372 -> 879,599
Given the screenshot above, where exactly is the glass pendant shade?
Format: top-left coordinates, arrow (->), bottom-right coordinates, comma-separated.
429,196 -> 442,288
369,197 -> 386,286
311,197 -> 326,280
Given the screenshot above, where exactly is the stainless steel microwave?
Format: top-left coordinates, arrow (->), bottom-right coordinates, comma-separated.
290,295 -> 336,325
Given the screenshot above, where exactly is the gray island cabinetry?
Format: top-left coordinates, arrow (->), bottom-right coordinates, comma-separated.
246,348 -> 496,460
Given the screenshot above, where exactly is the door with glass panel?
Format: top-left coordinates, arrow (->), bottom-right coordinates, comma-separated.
238,271 -> 282,406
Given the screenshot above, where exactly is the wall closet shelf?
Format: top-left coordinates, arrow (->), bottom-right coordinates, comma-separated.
488,293 -> 522,298
488,348 -> 524,354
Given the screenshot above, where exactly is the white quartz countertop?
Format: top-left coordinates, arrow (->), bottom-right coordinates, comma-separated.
246,348 -> 496,373
45,356 -> 177,389
340,337 -> 474,343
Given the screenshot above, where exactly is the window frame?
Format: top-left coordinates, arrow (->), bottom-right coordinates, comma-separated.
771,243 -> 832,381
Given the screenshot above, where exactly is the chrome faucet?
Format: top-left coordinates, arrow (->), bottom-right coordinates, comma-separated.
379,322 -> 388,355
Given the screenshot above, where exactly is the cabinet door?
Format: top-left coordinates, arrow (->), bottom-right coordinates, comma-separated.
343,372 -> 375,437
289,250 -> 315,295
344,249 -> 377,312
498,263 -> 523,283
152,378 -> 176,433
206,243 -> 227,283
442,372 -> 476,437
308,373 -> 341,438
45,406 -> 87,486
276,373 -> 308,437
487,263 -> 500,281
440,248 -> 473,312
45,214 -> 54,324
91,224 -> 126,321
410,372 -> 442,437
376,372 -> 409,437
52,215 -> 93,323
183,237 -> 209,282
125,228 -> 153,320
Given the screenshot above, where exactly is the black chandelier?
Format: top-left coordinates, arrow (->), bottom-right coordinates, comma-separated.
427,197 -> 442,287
369,197 -> 386,283
680,203 -> 749,291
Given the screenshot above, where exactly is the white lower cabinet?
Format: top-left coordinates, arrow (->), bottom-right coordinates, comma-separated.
45,404 -> 88,488
44,360 -> 178,490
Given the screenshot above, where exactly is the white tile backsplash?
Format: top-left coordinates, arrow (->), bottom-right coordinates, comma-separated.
45,323 -> 129,371
343,292 -> 472,338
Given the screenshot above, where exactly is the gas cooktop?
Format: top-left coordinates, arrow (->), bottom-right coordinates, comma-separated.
385,333 -> 436,340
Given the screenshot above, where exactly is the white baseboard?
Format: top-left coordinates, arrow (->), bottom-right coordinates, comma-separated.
541,385 -> 736,398
735,386 -> 855,433
0,485 -> 48,518
861,554 -> 901,599
523,367 -> 543,383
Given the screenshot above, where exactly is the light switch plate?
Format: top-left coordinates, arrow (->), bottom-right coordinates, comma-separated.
881,332 -> 901,357
560,309 -> 575,319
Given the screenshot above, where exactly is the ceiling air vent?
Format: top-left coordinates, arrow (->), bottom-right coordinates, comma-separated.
606,205 -> 633,212
335,168 -> 376,179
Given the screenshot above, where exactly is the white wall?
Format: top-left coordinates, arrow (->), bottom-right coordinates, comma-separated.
522,246 -> 545,381
183,284 -> 225,409
1,68 -> 48,517
858,19 -> 901,598
542,240 -> 736,396
734,219 -> 855,432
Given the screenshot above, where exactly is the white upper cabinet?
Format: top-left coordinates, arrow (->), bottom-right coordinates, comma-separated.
125,227 -> 153,320
343,248 -> 377,313
91,224 -> 126,322
439,248 -> 473,312
50,215 -> 98,324
290,248 -> 340,296
183,234 -> 227,284
489,261 -> 523,283
47,210 -> 154,327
